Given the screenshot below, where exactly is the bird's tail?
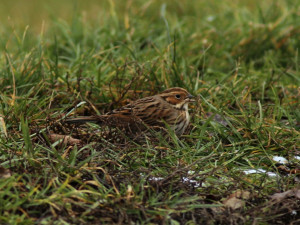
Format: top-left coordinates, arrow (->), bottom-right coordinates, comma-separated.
65,116 -> 100,124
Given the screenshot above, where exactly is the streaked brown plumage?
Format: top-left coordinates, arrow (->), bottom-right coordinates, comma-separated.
65,87 -> 195,135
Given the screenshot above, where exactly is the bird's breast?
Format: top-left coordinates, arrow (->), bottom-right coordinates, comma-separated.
172,110 -> 190,135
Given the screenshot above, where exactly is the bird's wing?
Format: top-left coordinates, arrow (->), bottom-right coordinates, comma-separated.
106,96 -> 170,127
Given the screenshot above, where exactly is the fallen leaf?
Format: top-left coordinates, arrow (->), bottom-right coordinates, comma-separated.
271,189 -> 300,201
223,197 -> 245,210
223,190 -> 251,210
0,116 -> 7,137
0,166 -> 11,178
48,134 -> 81,145
229,190 -> 251,200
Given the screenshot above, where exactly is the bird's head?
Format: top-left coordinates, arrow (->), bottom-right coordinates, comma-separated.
159,87 -> 195,110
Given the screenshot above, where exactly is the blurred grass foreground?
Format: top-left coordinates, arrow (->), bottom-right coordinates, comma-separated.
0,0 -> 299,224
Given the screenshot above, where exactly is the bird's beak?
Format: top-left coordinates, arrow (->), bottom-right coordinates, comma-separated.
186,94 -> 196,102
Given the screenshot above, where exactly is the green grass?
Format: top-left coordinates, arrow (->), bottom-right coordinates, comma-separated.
0,0 -> 299,224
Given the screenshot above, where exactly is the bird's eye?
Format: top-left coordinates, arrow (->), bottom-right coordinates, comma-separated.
175,94 -> 181,99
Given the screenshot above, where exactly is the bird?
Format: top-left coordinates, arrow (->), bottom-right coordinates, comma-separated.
65,87 -> 195,136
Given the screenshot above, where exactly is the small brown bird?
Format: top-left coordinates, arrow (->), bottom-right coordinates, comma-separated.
66,87 -> 195,135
